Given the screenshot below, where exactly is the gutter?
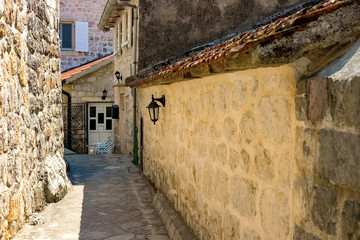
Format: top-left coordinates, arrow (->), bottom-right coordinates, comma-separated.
61,90 -> 72,149
98,0 -> 118,32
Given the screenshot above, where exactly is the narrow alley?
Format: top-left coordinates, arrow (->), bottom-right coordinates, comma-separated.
1,0 -> 360,239
13,154 -> 169,240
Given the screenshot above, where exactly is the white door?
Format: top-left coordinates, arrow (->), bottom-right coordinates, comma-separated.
88,103 -> 113,145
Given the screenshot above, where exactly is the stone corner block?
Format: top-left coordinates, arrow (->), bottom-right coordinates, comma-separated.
341,199 -> 360,240
311,185 -> 338,236
309,77 -> 328,122
318,129 -> 360,189
328,76 -> 360,128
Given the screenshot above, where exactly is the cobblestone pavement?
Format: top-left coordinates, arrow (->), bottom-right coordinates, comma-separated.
14,154 -> 169,240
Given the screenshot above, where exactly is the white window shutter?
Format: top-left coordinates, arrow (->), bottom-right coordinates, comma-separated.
127,8 -> 132,47
113,24 -> 118,52
75,21 -> 89,52
118,20 -> 122,54
121,14 -> 127,43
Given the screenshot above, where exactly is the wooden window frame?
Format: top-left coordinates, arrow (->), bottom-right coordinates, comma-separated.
60,22 -> 74,51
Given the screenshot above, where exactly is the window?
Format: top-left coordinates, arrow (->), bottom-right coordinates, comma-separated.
118,20 -> 122,49
60,23 -> 73,50
60,21 -> 89,52
106,107 -> 112,118
106,119 -> 112,130
90,107 -> 96,117
98,113 -> 104,124
90,120 -> 96,130
127,8 -> 132,46
121,13 -> 128,47
118,9 -> 133,49
114,24 -> 118,52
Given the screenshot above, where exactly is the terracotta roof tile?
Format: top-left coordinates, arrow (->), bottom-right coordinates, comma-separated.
126,0 -> 354,87
61,55 -> 113,81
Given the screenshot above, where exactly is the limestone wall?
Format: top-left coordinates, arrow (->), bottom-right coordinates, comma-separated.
137,66 -> 297,239
0,1 -> 70,239
137,60 -> 360,239
112,0 -> 137,154
113,85 -> 134,154
62,62 -> 115,103
293,78 -> 360,238
60,0 -> 113,71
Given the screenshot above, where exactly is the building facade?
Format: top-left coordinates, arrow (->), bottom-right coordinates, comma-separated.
0,1 -> 70,239
60,0 -> 113,71
60,0 -> 116,153
127,1 -> 360,238
99,0 -> 311,155
62,56 -> 115,153
100,0 -> 360,239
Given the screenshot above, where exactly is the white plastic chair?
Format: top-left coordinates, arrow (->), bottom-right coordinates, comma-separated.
97,140 -> 115,154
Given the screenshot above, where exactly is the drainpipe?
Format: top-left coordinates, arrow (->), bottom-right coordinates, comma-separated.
133,7 -> 138,165
118,0 -> 138,164
62,90 -> 72,149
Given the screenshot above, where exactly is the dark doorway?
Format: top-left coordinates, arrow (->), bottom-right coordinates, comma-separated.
140,117 -> 144,171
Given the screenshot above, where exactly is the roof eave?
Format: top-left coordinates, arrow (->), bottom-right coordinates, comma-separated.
98,0 -> 129,32
63,56 -> 114,84
125,0 -> 359,88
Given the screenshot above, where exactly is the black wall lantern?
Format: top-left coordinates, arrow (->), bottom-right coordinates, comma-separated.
102,89 -> 107,100
115,71 -> 122,84
146,95 -> 165,125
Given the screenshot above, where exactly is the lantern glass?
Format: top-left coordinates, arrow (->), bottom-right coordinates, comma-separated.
150,106 -> 159,122
146,99 -> 160,124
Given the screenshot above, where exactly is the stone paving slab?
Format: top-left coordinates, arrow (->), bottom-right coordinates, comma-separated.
14,154 -> 169,240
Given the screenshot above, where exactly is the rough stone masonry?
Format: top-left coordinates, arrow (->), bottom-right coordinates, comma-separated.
0,0 -> 70,239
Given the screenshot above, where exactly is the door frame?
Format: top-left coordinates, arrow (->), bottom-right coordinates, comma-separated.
86,101 -> 114,146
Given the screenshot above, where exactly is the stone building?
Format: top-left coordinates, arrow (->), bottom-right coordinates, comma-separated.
60,0 -> 116,153
61,55 -> 115,153
100,0 -> 360,239
99,0 -> 311,155
126,1 -> 360,239
59,0 -> 113,71
0,0 -> 70,239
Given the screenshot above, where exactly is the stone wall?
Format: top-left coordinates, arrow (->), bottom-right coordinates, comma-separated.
113,85 -> 134,154
62,61 -> 115,103
293,41 -> 360,238
60,0 -> 113,71
138,0 -> 318,70
137,66 -> 298,239
137,52 -> 360,238
0,1 -> 70,239
112,0 -> 137,154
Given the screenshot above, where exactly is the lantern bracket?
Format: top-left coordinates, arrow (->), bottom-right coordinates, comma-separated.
154,95 -> 165,107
